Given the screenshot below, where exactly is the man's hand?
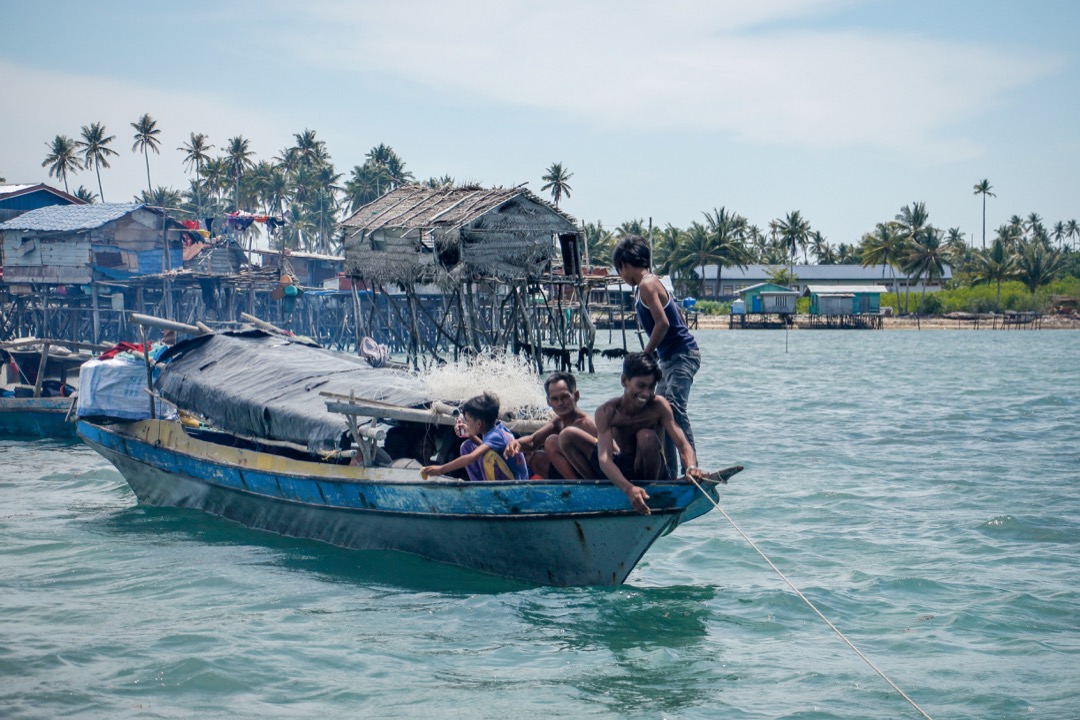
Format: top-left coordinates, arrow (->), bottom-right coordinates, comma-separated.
625,485 -> 651,515
420,465 -> 443,479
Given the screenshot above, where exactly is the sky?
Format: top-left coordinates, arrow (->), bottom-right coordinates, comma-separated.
2,0 -> 1077,249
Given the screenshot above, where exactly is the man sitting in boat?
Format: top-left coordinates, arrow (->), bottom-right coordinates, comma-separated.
422,392 -> 530,481
562,352 -> 704,514
503,371 -> 598,479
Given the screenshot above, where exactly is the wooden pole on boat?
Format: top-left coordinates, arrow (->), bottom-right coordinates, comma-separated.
129,313 -> 205,336
240,312 -> 291,337
138,325 -> 156,420
91,282 -> 101,346
32,341 -> 50,398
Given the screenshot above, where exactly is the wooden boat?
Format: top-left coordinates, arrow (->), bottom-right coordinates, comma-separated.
77,417 -> 738,586
75,326 -> 741,585
0,339 -> 93,438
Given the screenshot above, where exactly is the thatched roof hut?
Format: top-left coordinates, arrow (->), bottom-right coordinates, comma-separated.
341,185 -> 579,285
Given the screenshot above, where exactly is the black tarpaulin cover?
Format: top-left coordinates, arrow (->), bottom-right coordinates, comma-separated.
155,331 -> 432,453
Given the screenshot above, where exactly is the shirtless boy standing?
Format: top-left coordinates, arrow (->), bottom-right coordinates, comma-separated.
562,352 -> 704,514
505,371 -> 597,479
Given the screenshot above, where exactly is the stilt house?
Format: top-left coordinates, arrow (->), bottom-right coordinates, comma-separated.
341,185 -> 580,284
0,203 -> 187,291
340,184 -> 592,371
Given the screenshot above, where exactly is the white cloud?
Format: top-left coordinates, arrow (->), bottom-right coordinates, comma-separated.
0,60 -> 284,198
283,0 -> 1056,159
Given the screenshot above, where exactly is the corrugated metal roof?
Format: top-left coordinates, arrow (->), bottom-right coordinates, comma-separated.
804,284 -> 888,295
0,203 -> 143,232
0,183 -> 84,205
697,263 -> 952,281
736,282 -> 798,295
0,184 -> 39,196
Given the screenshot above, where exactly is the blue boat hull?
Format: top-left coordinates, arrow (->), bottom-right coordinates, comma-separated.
0,397 -> 76,438
78,420 -> 724,586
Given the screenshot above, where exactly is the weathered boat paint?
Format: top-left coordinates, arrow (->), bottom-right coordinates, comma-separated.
78,419 -> 726,586
0,397 -> 77,438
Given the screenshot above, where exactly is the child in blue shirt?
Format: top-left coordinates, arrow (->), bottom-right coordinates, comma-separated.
422,392 -> 529,481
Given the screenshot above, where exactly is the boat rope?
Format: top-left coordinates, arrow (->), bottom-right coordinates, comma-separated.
687,476 -> 934,720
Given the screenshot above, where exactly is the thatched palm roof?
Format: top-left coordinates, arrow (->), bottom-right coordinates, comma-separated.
341,185 -> 579,284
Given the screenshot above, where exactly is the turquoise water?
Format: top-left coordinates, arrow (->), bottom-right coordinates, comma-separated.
2,330 -> 1078,719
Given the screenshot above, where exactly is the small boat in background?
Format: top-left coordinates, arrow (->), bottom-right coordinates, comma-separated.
0,339 -> 93,438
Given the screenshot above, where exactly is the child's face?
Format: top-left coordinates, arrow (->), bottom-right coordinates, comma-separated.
621,374 -> 657,409
546,380 -> 579,418
462,412 -> 485,436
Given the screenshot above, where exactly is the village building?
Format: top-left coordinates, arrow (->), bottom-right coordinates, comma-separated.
0,203 -> 189,289
341,184 -> 590,370
251,248 -> 345,289
803,284 -> 889,328
733,282 -> 799,315
0,183 -> 85,224
689,263 -> 951,299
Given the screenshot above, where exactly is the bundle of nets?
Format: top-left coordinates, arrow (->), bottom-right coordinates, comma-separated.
418,352 -> 551,421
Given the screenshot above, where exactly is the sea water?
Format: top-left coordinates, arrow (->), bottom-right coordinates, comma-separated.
1,330 -> 1078,719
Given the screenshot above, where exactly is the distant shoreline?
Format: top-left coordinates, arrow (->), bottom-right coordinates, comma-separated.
695,314 -> 1080,330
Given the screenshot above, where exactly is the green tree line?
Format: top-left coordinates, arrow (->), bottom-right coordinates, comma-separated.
39,120 -> 1078,307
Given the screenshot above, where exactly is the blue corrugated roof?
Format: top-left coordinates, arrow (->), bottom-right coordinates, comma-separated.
0,203 -> 143,232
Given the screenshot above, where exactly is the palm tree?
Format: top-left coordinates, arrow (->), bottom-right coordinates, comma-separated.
424,175 -> 455,189
72,186 -> 98,203
1015,239 -> 1064,294
651,224 -> 683,279
903,228 -> 947,315
944,227 -> 971,274
615,219 -> 647,238
1025,212 -> 1044,239
973,179 -> 995,249
292,129 -> 328,168
313,164 -> 342,253
835,243 -> 856,264
384,153 -> 414,189
1008,215 -> 1025,240
775,210 -> 810,287
670,221 -> 722,298
810,231 -> 833,264
1052,221 -> 1066,249
77,122 -> 118,201
42,135 -> 82,193
861,222 -> 905,304
179,132 -> 213,218
345,163 -> 382,212
364,144 -> 395,195
702,207 -> 751,299
972,234 -> 1019,308
894,202 -> 932,312
541,162 -> 573,208
1065,219 -> 1080,251
136,186 -> 183,210
131,113 -> 162,194
581,221 -> 614,268
225,136 -> 256,209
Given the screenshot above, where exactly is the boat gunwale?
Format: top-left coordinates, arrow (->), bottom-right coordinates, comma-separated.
78,418 -> 722,492
78,419 -> 718,521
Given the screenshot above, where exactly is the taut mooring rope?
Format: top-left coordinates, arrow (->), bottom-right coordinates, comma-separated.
688,476 -> 934,720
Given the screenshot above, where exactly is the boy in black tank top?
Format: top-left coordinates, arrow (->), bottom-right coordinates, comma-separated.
613,235 -> 701,477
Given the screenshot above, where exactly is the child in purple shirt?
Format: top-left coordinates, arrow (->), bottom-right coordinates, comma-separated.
421,392 -> 529,481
